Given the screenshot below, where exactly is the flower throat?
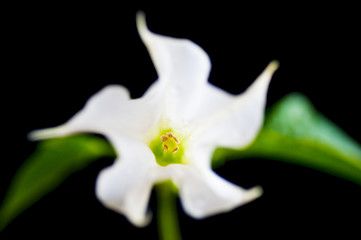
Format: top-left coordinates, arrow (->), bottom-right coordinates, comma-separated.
149,130 -> 185,166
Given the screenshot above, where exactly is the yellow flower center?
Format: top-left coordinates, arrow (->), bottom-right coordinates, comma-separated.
160,132 -> 180,153
149,129 -> 185,167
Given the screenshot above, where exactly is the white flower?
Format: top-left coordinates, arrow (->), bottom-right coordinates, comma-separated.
29,12 -> 278,227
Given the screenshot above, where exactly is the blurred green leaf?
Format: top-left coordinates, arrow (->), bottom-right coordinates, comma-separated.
213,93 -> 361,185
0,134 -> 115,230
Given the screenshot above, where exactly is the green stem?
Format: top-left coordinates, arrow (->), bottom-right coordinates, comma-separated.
156,182 -> 182,240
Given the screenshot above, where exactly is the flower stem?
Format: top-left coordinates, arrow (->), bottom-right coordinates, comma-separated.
156,182 -> 182,240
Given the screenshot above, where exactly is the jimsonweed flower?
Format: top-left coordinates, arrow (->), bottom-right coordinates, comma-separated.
29,12 -> 278,227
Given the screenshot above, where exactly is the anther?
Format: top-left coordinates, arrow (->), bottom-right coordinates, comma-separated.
172,146 -> 179,153
160,132 -> 180,153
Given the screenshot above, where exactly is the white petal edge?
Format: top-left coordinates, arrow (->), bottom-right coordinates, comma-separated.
136,12 -> 216,126
162,164 -> 262,219
190,61 -> 279,152
96,160 -> 153,227
136,11 -> 211,82
28,84 -> 161,142
95,135 -> 159,227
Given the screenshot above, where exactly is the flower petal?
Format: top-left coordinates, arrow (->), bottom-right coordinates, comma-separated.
191,61 -> 279,152
28,85 -> 162,141
136,12 -> 211,85
136,12 -> 216,127
163,164 -> 262,219
136,13 -> 276,140
95,135 -> 158,227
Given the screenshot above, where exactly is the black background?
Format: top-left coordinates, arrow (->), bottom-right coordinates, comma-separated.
1,2 -> 361,239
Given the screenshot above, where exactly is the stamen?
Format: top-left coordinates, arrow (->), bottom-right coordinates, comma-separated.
167,132 -> 180,143
160,135 -> 168,142
160,132 -> 180,153
172,146 -> 179,153
150,130 -> 185,166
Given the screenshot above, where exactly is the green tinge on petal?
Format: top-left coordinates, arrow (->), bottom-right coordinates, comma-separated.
149,129 -> 186,167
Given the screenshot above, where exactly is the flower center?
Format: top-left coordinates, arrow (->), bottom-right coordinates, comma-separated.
149,129 -> 185,167
160,132 -> 180,153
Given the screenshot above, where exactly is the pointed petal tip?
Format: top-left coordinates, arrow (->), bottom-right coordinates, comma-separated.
243,185 -> 263,204
252,60 -> 279,89
27,129 -> 51,141
267,60 -> 280,74
128,211 -> 152,228
136,10 -> 148,37
27,127 -> 67,141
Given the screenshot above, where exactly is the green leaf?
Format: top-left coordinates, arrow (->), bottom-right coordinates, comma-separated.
213,93 -> 361,185
0,134 -> 115,230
